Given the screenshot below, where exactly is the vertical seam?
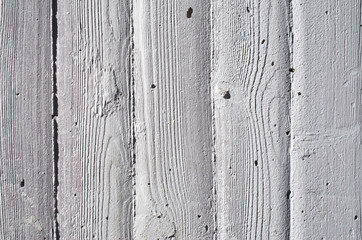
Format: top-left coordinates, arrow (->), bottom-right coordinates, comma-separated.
287,0 -> 294,239
51,0 -> 59,239
210,0 -> 218,239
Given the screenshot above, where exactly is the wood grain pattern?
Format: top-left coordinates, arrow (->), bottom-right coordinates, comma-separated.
0,1 -> 53,239
133,0 -> 214,238
57,0 -> 133,239
211,0 -> 291,238
290,0 -> 362,239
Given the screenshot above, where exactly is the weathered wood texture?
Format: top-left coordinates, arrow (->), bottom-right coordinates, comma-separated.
290,0 -> 362,239
1,0 -> 361,239
0,1 -> 54,239
57,0 -> 133,239
211,0 -> 291,239
133,0 -> 214,239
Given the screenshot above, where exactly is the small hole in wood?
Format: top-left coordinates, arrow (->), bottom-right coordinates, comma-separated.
151,84 -> 156,89
246,7 -> 250,12
20,179 -> 25,187
286,190 -> 291,199
261,39 -> 265,44
223,91 -> 231,99
254,160 -> 258,166
289,68 -> 295,73
286,131 -> 290,135
297,92 -> 302,96
187,8 -> 193,18
355,215 -> 358,220
198,215 -> 201,218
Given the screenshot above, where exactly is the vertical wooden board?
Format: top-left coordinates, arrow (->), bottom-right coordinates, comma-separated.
0,1 -> 53,239
211,0 -> 291,238
291,0 -> 361,239
133,0 -> 214,239
57,0 -> 133,239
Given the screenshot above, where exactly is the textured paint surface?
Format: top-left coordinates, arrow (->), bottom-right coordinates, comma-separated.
211,0 -> 291,238
0,1 -> 54,239
0,0 -> 361,239
133,0 -> 214,239
57,1 -> 133,239
290,0 -> 362,239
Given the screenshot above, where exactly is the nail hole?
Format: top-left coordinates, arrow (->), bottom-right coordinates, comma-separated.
20,179 -> 25,187
271,61 -> 274,66
289,68 -> 295,72
297,92 -> 301,96
223,91 -> 231,99
355,215 -> 358,220
261,39 -> 265,44
286,190 -> 291,199
198,215 -> 201,218
106,216 -> 108,220
246,7 -> 250,12
151,84 -> 156,89
187,8 -> 193,18
254,160 -> 258,166
286,131 -> 290,135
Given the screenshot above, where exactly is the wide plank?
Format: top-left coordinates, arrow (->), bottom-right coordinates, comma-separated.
0,1 -> 53,239
57,0 -> 133,239
211,0 -> 291,238
133,0 -> 214,238
290,0 -> 361,239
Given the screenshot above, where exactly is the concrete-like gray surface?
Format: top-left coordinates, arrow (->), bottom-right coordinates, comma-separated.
0,0 -> 360,239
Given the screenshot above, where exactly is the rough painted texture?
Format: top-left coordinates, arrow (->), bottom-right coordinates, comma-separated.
57,0 -> 133,239
133,0 -> 214,239
290,0 -> 362,239
0,1 -> 53,239
1,0 -> 361,239
211,0 -> 291,239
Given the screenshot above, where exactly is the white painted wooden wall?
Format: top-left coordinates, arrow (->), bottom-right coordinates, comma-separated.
0,0 -> 360,239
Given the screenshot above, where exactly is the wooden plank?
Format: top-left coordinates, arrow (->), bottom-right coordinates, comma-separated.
0,1 -> 53,239
57,0 -> 133,239
133,0 -> 214,238
211,0 -> 291,238
290,0 -> 361,239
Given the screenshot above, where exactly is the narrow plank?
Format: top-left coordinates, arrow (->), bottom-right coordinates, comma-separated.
57,0 -> 133,239
133,0 -> 214,238
211,0 -> 291,238
0,1 -> 53,239
290,0 -> 361,239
